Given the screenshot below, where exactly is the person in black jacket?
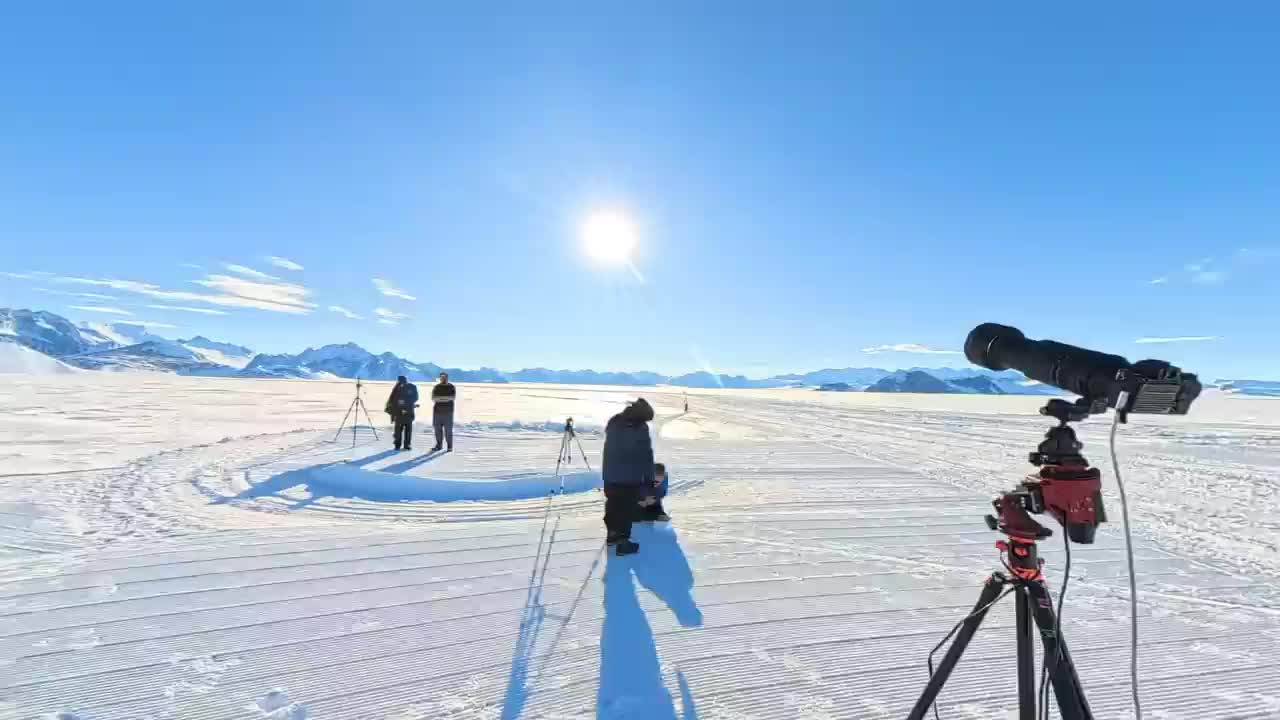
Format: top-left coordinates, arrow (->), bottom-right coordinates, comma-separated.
431,372 -> 457,452
602,397 -> 656,556
385,375 -> 419,451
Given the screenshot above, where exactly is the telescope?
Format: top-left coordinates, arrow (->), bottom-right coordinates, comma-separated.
965,323 -> 1201,421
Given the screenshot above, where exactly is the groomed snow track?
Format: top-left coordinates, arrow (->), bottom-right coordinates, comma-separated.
2,383 -> 1278,719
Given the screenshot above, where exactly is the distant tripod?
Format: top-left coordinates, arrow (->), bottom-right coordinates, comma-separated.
554,417 -> 593,494
335,378 -> 380,448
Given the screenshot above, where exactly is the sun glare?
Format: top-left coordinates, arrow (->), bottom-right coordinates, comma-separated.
580,210 -> 639,266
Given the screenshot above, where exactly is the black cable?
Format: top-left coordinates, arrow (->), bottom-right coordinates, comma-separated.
1039,528 -> 1071,720
926,587 -> 1015,720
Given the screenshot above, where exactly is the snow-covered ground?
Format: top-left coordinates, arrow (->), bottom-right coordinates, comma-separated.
1,375 -> 1277,719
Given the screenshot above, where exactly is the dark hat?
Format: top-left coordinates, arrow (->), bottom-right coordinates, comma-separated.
397,375 -> 407,383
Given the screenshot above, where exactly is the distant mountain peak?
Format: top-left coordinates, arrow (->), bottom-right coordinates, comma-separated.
2,308 -> 115,356
179,336 -> 254,359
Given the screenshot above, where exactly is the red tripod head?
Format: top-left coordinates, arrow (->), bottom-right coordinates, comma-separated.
986,400 -> 1108,545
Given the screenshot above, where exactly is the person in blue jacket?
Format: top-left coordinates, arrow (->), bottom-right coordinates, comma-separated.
639,462 -> 670,522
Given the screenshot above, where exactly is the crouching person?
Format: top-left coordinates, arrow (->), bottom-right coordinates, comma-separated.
639,462 -> 671,522
602,398 -> 655,556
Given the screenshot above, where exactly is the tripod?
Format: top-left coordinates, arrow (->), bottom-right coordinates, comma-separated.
335,378 -> 380,448
908,399 -> 1103,720
907,539 -> 1091,720
554,417 -> 593,494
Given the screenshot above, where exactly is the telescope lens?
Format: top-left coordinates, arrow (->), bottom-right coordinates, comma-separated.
964,323 -> 1133,401
965,323 -> 1024,371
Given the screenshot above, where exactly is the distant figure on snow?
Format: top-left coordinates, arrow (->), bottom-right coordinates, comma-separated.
639,462 -> 670,522
602,398 -> 656,556
385,375 -> 419,451
431,372 -> 457,452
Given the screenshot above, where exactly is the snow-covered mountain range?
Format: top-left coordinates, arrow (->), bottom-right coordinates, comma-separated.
841,369 -> 1018,394
4,307 -> 1272,396
241,342 -> 441,380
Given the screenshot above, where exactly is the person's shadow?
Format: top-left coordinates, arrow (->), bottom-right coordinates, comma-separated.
596,524 -> 702,719
211,449 -> 449,509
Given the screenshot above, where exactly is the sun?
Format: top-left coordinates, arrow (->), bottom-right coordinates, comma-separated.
580,210 -> 639,266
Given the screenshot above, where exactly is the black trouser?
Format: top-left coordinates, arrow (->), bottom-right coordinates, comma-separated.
604,484 -> 642,540
433,411 -> 454,449
393,414 -> 414,449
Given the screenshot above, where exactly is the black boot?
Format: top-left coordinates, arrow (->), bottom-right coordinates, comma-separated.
606,532 -> 626,546
615,540 -> 640,556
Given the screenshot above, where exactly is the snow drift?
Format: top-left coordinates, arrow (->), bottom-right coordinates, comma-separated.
0,342 -> 79,375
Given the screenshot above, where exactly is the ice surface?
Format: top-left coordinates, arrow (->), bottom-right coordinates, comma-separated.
0,375 -> 1278,719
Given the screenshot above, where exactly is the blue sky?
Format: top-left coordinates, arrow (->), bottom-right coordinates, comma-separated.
2,3 -> 1277,380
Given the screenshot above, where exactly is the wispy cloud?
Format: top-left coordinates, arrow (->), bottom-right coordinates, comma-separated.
1180,258 -> 1228,286
223,263 -> 280,281
56,274 -> 314,314
377,318 -> 399,326
146,304 -> 228,315
69,305 -> 134,316
374,307 -> 411,321
1150,255 -> 1238,287
1135,336 -> 1218,344
265,256 -> 304,271
35,288 -> 119,301
329,306 -> 362,320
861,343 -> 962,355
194,275 -> 313,313
1190,270 -> 1227,285
373,278 -> 416,301
181,263 -> 205,271
115,320 -> 178,329
2,271 -> 53,281
1237,246 -> 1280,263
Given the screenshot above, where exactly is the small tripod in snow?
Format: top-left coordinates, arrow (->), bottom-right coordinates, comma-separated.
335,378 -> 380,448
554,417 -> 593,494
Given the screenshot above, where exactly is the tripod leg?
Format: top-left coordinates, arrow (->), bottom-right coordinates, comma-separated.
555,433 -> 568,477
1016,587 -> 1037,720
1026,580 -> 1094,720
907,574 -> 1008,720
357,399 -> 380,440
573,433 -> 593,473
334,399 -> 357,442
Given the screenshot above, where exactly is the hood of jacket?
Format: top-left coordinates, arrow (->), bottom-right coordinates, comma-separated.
621,398 -> 655,423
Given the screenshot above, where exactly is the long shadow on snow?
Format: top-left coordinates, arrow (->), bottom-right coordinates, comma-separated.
499,523 -> 702,719
596,524 -> 702,719
499,510 -> 577,720
378,449 -> 448,475
212,450 -> 449,507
